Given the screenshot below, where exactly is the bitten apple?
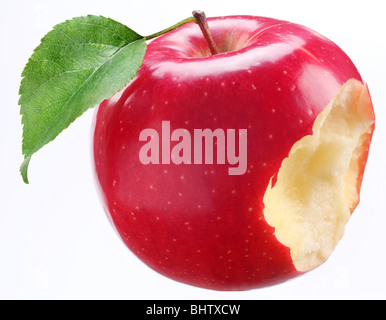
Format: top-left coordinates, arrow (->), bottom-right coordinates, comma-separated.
92,15 -> 375,290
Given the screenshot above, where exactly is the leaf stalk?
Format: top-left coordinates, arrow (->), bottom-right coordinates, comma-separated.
145,17 -> 197,41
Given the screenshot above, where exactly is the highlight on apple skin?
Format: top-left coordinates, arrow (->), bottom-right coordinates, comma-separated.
92,15 -> 375,291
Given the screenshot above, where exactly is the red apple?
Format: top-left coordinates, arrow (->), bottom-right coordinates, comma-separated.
92,15 -> 375,290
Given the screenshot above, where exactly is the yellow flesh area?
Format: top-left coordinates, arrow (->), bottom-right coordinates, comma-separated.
263,79 -> 374,272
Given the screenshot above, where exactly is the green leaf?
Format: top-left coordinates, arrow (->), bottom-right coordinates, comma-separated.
19,15 -> 147,183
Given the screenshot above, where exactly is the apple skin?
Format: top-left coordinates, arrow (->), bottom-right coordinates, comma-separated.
92,16 -> 366,290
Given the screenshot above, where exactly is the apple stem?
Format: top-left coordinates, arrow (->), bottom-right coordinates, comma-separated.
192,10 -> 219,55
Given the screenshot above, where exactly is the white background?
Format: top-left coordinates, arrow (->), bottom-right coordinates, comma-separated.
1,0 -> 385,300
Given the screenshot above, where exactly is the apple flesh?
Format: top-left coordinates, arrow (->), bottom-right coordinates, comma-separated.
263,79 -> 374,272
92,16 -> 375,290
